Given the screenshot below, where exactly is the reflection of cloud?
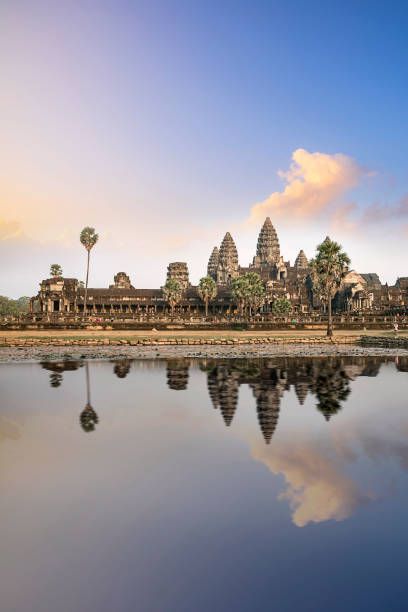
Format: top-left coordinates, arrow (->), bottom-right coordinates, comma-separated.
251,439 -> 370,527
0,417 -> 20,442
248,149 -> 364,224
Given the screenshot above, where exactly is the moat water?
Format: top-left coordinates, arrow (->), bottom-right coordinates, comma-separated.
1,356 -> 408,612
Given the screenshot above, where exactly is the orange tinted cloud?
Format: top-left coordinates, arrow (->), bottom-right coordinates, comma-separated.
248,149 -> 364,224
250,439 -> 369,527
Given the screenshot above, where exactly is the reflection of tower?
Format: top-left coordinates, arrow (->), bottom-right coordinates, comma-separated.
207,367 -> 220,409
80,362 -> 98,432
294,381 -> 309,405
218,366 -> 239,426
250,367 -> 285,444
166,360 -> 190,390
113,359 -> 132,378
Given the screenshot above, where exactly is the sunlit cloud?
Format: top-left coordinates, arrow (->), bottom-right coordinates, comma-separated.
248,149 -> 365,224
250,438 -> 370,527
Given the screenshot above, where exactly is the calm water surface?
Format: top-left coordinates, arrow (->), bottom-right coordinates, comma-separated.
1,356 -> 408,612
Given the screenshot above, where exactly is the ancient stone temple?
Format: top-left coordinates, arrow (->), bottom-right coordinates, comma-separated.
217,232 -> 239,286
166,262 -> 190,290
31,216 -> 408,316
207,247 -> 219,281
294,250 -> 308,270
253,217 -> 280,266
109,272 -> 132,290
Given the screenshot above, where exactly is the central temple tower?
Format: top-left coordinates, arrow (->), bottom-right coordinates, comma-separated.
254,217 -> 280,266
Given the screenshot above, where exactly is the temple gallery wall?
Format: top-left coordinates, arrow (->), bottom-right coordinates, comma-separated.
31,218 -> 408,315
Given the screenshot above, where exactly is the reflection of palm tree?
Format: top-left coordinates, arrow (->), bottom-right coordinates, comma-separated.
310,360 -> 351,421
80,362 -> 99,432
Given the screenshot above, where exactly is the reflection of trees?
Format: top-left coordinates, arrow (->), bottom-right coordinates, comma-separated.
166,360 -> 190,390
309,360 -> 351,421
41,360 -> 82,388
80,362 -> 98,432
201,356 -> 390,443
113,359 -> 133,378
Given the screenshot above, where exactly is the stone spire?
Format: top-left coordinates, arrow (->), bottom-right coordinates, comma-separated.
207,246 -> 219,280
166,360 -> 189,391
217,232 -> 239,285
256,217 -> 280,265
167,262 -> 189,290
294,250 -> 308,269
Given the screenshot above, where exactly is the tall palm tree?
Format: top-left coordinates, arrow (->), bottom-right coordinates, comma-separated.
245,272 -> 265,316
80,227 -> 99,315
161,279 -> 183,314
309,237 -> 350,337
230,276 -> 250,317
198,276 -> 217,316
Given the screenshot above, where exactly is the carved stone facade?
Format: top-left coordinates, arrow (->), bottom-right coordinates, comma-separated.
166,262 -> 190,290
31,217 -> 407,315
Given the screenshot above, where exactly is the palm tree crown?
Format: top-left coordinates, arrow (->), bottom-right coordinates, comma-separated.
198,276 -> 217,316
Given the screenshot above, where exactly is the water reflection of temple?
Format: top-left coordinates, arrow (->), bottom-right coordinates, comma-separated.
166,360 -> 190,390
41,355 -> 397,441
201,356 -> 391,443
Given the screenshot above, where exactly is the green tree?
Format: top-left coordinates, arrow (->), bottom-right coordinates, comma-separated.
161,279 -> 183,314
80,227 -> 99,314
272,297 -> 292,316
309,237 -> 350,337
0,296 -> 31,315
198,276 -> 217,316
245,272 -> 265,316
230,276 -> 250,317
50,264 -> 63,278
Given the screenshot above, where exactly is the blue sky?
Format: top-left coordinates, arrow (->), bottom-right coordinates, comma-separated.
1,0 -> 407,296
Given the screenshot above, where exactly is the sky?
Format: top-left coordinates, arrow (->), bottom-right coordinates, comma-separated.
1,0 -> 408,297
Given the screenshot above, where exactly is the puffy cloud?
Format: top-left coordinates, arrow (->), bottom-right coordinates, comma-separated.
250,439 -> 369,527
248,149 -> 364,224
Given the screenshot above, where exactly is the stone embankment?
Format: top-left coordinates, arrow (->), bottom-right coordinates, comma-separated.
0,335 -> 358,347
360,336 -> 408,349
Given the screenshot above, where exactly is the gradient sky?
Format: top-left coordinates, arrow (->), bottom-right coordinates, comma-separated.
1,0 -> 407,297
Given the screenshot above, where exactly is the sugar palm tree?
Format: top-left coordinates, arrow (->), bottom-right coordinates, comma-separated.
198,276 -> 217,316
80,226 -> 99,315
161,279 -> 183,314
230,276 -> 250,317
309,237 -> 350,337
50,264 -> 63,278
245,272 -> 265,316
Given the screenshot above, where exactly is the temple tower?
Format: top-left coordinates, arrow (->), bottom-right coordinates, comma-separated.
294,250 -> 308,270
217,232 -> 239,285
256,217 -> 280,265
167,262 -> 190,290
110,272 -> 132,289
207,247 -> 219,281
